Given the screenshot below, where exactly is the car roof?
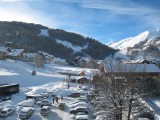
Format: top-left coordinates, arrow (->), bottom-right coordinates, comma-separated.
2,108 -> 12,111
74,106 -> 87,109
42,106 -> 50,109
21,107 -> 33,112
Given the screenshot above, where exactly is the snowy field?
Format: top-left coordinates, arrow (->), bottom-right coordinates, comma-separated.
0,59 -> 95,120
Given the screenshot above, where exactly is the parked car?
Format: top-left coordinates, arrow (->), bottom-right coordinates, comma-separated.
40,92 -> 50,98
69,102 -> 88,109
69,100 -> 85,106
82,86 -> 88,90
79,90 -> 88,97
0,108 -> 14,117
68,92 -> 80,98
36,100 -> 42,106
77,85 -> 82,90
18,99 -> 35,107
26,94 -> 43,102
40,106 -> 51,116
76,97 -> 88,103
69,106 -> 88,114
41,99 -> 52,107
19,107 -> 34,119
70,112 -> 87,120
58,103 -> 66,110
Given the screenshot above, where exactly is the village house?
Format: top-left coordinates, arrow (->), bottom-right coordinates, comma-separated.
22,53 -> 38,62
85,59 -> 98,69
7,49 -> 24,60
54,57 -> 68,65
37,51 -> 54,64
102,62 -> 160,91
76,76 -> 90,84
74,56 -> 98,68
0,47 -> 8,60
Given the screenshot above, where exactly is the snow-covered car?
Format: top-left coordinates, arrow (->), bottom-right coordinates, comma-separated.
69,102 -> 88,109
69,106 -> 88,114
40,106 -> 51,116
36,100 -> 42,106
19,107 -> 34,119
0,108 -> 14,117
76,114 -> 88,120
76,97 -> 88,103
26,94 -> 43,102
82,86 -> 88,90
69,112 -> 87,120
18,99 -> 35,107
41,99 -> 52,107
68,92 -> 80,98
77,85 -> 82,90
79,90 -> 88,97
40,92 -> 50,98
69,100 -> 85,106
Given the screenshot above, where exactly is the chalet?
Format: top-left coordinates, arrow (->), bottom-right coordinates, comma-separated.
74,56 -> 91,68
0,47 -> 8,60
85,59 -> 98,69
7,49 -> 24,60
76,76 -> 90,84
22,53 -> 38,62
54,58 -> 68,65
37,51 -> 54,64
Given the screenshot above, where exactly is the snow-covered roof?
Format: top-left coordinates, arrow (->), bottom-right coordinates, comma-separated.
2,108 -> 12,111
8,49 -> 24,56
76,76 -> 89,80
21,107 -> 33,112
54,57 -> 66,62
104,63 -> 160,73
18,99 -> 35,107
22,53 -> 37,57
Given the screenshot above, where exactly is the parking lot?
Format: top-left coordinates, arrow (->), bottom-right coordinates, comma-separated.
0,83 -> 95,120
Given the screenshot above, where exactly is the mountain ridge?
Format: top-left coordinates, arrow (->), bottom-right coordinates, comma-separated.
0,21 -> 117,62
108,30 -> 160,60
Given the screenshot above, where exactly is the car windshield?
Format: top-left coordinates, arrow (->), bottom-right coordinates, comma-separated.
20,111 -> 27,116
1,111 -> 7,113
41,109 -> 47,112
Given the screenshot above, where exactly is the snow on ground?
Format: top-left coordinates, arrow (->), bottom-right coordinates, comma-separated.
0,59 -> 94,120
145,97 -> 160,120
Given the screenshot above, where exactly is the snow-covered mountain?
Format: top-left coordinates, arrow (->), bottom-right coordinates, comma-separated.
108,29 -> 160,60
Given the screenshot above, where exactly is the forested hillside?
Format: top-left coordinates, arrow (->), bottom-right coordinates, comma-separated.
0,21 -> 117,61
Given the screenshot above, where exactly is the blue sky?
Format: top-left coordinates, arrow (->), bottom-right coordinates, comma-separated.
0,0 -> 160,44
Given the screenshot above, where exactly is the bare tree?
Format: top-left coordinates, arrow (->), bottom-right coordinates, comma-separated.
93,62 -> 156,120
34,54 -> 44,67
